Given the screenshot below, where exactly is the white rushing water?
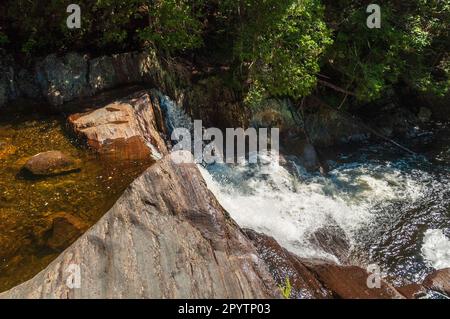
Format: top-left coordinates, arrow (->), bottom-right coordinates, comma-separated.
158,93 -> 450,280
421,229 -> 450,270
198,152 -> 427,263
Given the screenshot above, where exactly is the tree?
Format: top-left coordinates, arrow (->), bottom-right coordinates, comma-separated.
322,0 -> 450,101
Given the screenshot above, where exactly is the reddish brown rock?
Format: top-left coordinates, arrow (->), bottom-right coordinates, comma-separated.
68,90 -> 168,161
46,212 -> 89,251
0,152 -> 279,299
245,229 -> 333,299
23,151 -> 80,176
302,261 -> 404,299
423,268 -> 450,296
246,230 -> 405,299
308,224 -> 350,264
396,283 -> 427,299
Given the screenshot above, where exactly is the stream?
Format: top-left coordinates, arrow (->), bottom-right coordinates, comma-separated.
199,126 -> 450,287
160,93 -> 450,287
0,95 -> 449,294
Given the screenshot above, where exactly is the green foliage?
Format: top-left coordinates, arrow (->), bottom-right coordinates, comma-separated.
1,0 -> 448,102
138,0 -> 203,52
220,0 -> 332,104
279,276 -> 292,299
323,0 -> 450,101
2,0 -> 203,55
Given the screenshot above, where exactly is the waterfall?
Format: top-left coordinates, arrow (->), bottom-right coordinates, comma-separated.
158,94 -> 450,282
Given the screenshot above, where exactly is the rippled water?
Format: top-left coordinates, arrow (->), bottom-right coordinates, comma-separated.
156,92 -> 450,287
199,126 -> 450,287
0,103 -> 151,292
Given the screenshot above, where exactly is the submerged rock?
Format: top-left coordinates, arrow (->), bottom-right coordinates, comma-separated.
23,151 -> 80,176
68,90 -> 168,161
31,212 -> 88,251
46,212 -> 89,251
0,151 -> 278,298
308,224 -> 351,264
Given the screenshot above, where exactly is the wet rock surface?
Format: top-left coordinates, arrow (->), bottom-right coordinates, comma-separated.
245,229 -> 333,299
422,268 -> 450,297
308,224 -> 351,264
246,230 -> 406,299
23,151 -> 81,176
0,152 -> 279,298
68,90 -> 168,161
89,52 -> 157,93
36,53 -> 91,106
395,283 -> 427,299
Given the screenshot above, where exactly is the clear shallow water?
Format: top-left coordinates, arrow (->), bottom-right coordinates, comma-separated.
0,104 -> 151,292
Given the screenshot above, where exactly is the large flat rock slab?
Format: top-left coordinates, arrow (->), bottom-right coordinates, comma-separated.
0,152 -> 278,299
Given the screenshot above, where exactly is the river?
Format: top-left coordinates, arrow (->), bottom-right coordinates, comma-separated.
1,94 -> 449,295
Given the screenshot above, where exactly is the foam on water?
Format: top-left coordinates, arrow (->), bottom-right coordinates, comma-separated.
199,152 -> 426,262
159,94 -> 449,281
421,229 -> 450,270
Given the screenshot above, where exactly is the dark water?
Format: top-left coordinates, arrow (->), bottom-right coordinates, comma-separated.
347,124 -> 450,285
0,104 -> 151,292
201,122 -> 450,290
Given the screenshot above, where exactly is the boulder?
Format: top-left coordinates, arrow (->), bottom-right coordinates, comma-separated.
246,230 -> 405,299
422,268 -> 450,296
35,53 -> 90,106
396,283 -> 427,299
89,52 -> 157,94
46,213 -> 89,251
68,90 -> 168,161
186,76 -> 249,129
302,98 -> 370,147
373,107 -> 419,138
308,224 -> 351,264
0,151 -> 278,298
23,151 -> 81,176
245,229 -> 333,299
250,98 -> 296,130
282,139 -> 320,172
14,68 -> 41,99
302,261 -> 404,299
